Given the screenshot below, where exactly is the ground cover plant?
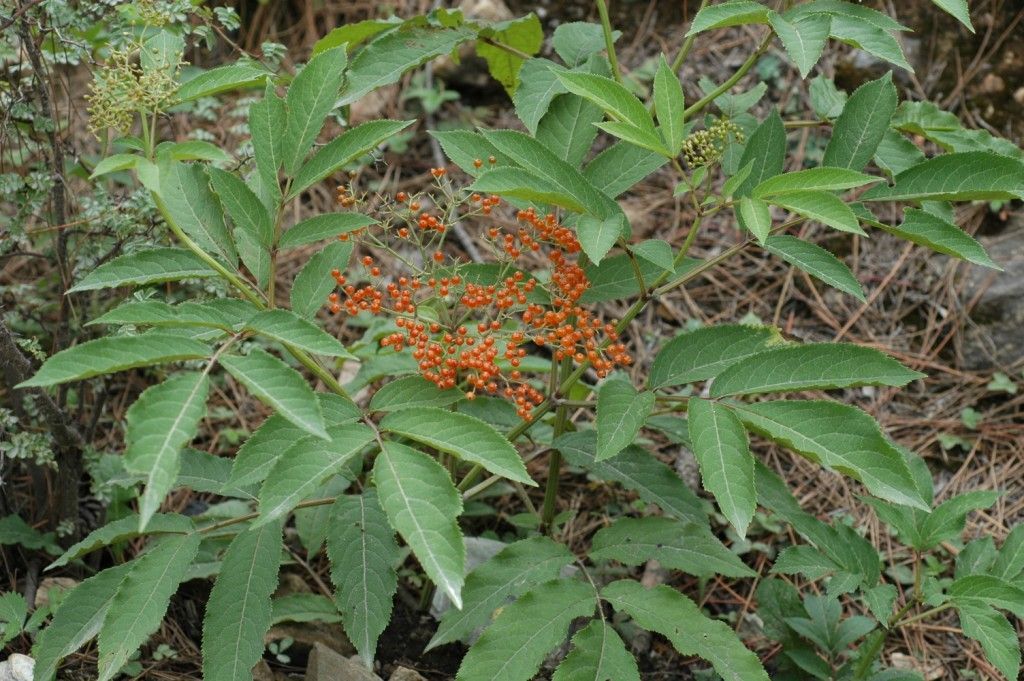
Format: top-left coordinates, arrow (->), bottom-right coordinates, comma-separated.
3,0 -> 1024,679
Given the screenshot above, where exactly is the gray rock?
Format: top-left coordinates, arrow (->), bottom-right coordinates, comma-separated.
0,654 -> 34,681
961,223 -> 1024,370
388,667 -> 428,681
304,643 -> 382,681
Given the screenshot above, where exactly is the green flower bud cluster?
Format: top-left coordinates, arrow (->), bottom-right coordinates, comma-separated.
682,118 -> 746,167
86,44 -> 180,137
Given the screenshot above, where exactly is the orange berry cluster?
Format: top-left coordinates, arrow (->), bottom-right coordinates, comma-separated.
322,173 -> 632,420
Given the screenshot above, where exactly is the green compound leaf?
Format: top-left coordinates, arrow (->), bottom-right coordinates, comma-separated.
88,300 -> 250,331
602,580 -> 769,681
469,167 -> 587,213
270,593 -> 343,625
256,423 -> 374,525
649,324 -> 783,389
32,564 -> 132,681
992,525 -> 1024,582
596,379 -> 655,461
732,109 -> 786,198
687,1 -> 770,36
429,536 -> 573,651
326,489 -> 400,665
590,516 -> 754,578
176,62 -> 271,102
555,71 -> 657,139
584,142 -> 667,198
291,240 -> 354,319
373,441 -> 465,609
160,161 -> 237,266
766,190 -> 867,235
208,167 -> 273,249
738,197 -> 772,244
551,619 -> 640,681
861,151 -> 1024,202
220,348 -> 328,439
201,521 -> 282,681
709,343 -> 924,396
282,46 -> 349,175
47,514 -> 193,570
477,14 -> 544,95
380,407 -> 533,485
654,55 -> 686,154
822,73 -> 898,171
732,399 -> 929,510
249,84 -> 286,207
752,167 -> 880,198
557,431 -> 705,525
874,207 -> 1000,270
687,398 -> 757,537
369,375 -> 461,412
17,333 -> 210,388
513,59 -> 567,135
956,603 -> 1021,681
278,212 -> 378,248
124,372 -> 210,531
69,248 -> 217,292
762,235 -> 866,301
456,579 -> 596,681
538,92 -> 604,168
289,120 -> 415,199
229,415 -> 306,488
97,533 -> 200,681
769,10 -> 830,79
931,0 -> 974,32
577,214 -> 624,265
243,309 -> 352,358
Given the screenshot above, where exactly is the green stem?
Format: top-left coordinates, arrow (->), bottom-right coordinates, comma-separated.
895,603 -> 952,628
683,30 -> 774,120
669,0 -> 710,72
595,0 -> 623,83
540,360 -> 571,534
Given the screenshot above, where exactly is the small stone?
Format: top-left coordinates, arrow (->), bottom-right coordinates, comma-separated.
0,654 -> 35,681
34,577 -> 78,609
1013,86 -> 1024,105
388,667 -> 428,681
304,643 -> 382,681
978,73 -> 1005,94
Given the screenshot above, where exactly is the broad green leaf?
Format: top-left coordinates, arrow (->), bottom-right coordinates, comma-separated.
556,432 -> 705,525
124,373 -> 210,531
593,120 -> 669,156
828,16 -> 912,72
992,526 -> 1024,582
537,93 -> 604,168
687,1 -> 771,35
294,475 -> 351,553
688,398 -> 756,537
654,56 -> 685,153
752,168 -> 880,198
429,537 -> 574,650
249,85 -> 286,206
769,11 -> 830,78
18,333 -> 210,388
68,248 -> 218,292
591,516 -> 754,578
161,161 -> 237,265
282,47 -> 349,175
160,140 -> 232,163
456,579 -> 596,681
596,379 -> 655,461
229,416 -> 306,488
380,407 -> 533,485
279,212 -> 377,248
874,208 -> 999,269
809,75 -> 847,119
291,240 -> 353,319
208,167 -> 273,253
738,197 -> 772,243
373,441 -> 465,608
583,142 -> 667,198
768,190 -> 866,235
513,59 -> 567,134
369,375 -> 461,412
581,254 -> 700,304
649,324 -> 783,388
289,120 -> 414,198
710,343 -> 924,396
256,423 -> 374,524
243,309 -> 352,357
172,448 -> 246,497
862,151 -> 1024,202
552,22 -> 618,67
577,214 -> 624,265
930,0 -> 973,31
602,580 -> 769,681
772,545 -> 841,580
47,514 -> 193,570
874,129 -> 926,176
733,109 -> 786,198
270,593 -> 343,625
313,18 -> 401,54
630,239 -> 674,272
176,62 -> 271,102
234,226 -> 271,289
822,73 -> 898,170
202,521 -> 282,681
732,400 -> 928,510
796,0 -> 908,31
220,348 -> 328,439
918,491 -> 1001,549
32,564 -> 131,681
480,130 -> 620,218
956,603 -> 1021,681
957,537 -> 999,580
90,153 -> 139,178
469,167 -> 586,213
430,130 -> 506,177
477,14 -> 543,94
0,514 -> 57,552
551,619 -> 640,681
863,583 -> 898,623
326,489 -> 400,665
554,71 -> 657,138
97,533 -> 200,680
341,26 -> 476,105
762,235 -> 866,301
950,575 -> 1024,617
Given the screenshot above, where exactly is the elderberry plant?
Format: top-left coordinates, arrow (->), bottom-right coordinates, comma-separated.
16,1 -> 1024,680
